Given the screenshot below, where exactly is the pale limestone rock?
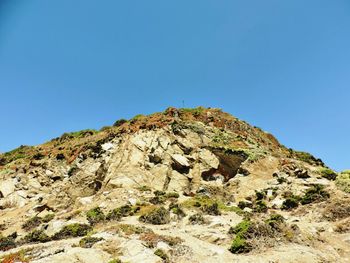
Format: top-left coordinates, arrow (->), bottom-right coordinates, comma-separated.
120,238 -> 161,263
0,179 -> 16,197
167,170 -> 190,192
102,142 -> 114,151
171,154 -> 190,167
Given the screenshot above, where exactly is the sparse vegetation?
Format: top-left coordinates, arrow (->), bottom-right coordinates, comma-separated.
154,248 -> 169,262
336,171 -> 350,193
106,205 -> 138,221
139,206 -> 170,225
0,235 -> 16,251
319,168 -> 337,181
86,207 -> 105,225
79,236 -> 104,248
300,184 -> 330,205
281,196 -> 300,210
23,229 -> 50,243
22,216 -> 42,231
52,223 -> 92,240
188,213 -> 206,225
0,250 -> 29,263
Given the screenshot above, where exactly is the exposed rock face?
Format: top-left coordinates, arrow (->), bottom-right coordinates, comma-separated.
0,107 -> 349,262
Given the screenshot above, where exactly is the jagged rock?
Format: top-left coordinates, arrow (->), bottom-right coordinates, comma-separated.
0,179 -> 16,198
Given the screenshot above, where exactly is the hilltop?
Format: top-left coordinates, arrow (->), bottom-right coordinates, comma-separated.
0,107 -> 349,263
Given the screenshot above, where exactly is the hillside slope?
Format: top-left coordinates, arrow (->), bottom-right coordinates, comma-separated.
0,107 -> 349,263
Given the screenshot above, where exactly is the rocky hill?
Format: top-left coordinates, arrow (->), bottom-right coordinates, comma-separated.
0,107 -> 349,263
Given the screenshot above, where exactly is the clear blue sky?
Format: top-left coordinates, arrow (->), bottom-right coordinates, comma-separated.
0,1 -> 349,171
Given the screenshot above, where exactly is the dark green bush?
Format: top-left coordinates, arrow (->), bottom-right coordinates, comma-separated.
52,223 -> 92,240
106,205 -> 137,221
22,216 -> 42,231
0,235 -> 16,251
201,202 -> 221,215
188,213 -> 205,225
139,206 -> 170,225
113,119 -> 128,127
86,207 -> 105,225
154,248 -> 169,261
300,185 -> 330,205
253,200 -> 268,213
320,168 -> 337,181
24,229 -> 50,243
281,196 -> 300,210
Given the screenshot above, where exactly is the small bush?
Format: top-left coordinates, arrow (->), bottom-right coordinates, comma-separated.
253,200 -> 268,213
24,229 -> 50,243
86,207 -> 105,225
137,185 -> 152,192
139,206 -> 170,225
0,251 -> 29,263
320,168 -> 337,181
266,214 -> 284,229
300,185 -> 330,205
188,213 -> 205,225
108,259 -> 122,263
42,214 -> 55,223
22,216 -> 42,231
52,223 -> 92,240
79,236 -> 103,248
336,171 -> 350,193
0,236 -> 16,251
106,205 -> 137,221
165,192 -> 180,199
154,249 -> 169,261
201,202 -> 221,215
281,196 -> 300,210
229,236 -> 250,254
169,203 -> 186,218
237,201 -> 253,210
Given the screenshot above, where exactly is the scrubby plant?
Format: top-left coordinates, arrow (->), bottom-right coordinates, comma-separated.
228,220 -> 252,254
281,196 -> 300,210
106,205 -> 138,221
319,168 -> 337,181
52,223 -> 92,240
137,185 -> 152,192
253,200 -> 268,213
237,201 -> 253,210
0,235 -> 16,251
201,202 -> 221,216
139,206 -> 170,225
265,214 -> 285,229
336,171 -> 350,193
165,192 -> 179,199
86,207 -> 105,225
79,236 -> 103,248
255,190 -> 266,200
300,184 -> 330,205
23,229 -> 50,243
188,213 -> 206,225
42,213 -> 55,223
0,250 -> 29,263
169,203 -> 186,218
108,259 -> 122,263
22,216 -> 42,231
113,119 -> 128,127
154,248 -> 169,262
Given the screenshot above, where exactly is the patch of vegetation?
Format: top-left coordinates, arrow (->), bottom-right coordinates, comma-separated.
52,223 -> 92,240
1,145 -> 32,165
41,213 -> 55,223
0,235 -> 16,251
139,206 -> 170,225
281,196 -> 300,210
113,118 -> 128,127
0,250 -> 29,263
22,216 -> 42,231
188,213 -> 206,225
201,202 -> 221,215
140,232 -> 183,248
300,184 -> 330,205
154,249 -> 169,262
137,185 -> 152,192
169,203 -> 186,219
228,220 -> 252,254
106,205 -> 139,221
253,200 -> 268,213
115,224 -> 152,236
79,236 -> 104,248
336,171 -> 350,193
165,192 -> 180,199
23,229 -> 50,243
108,259 -> 122,263
179,107 -> 205,117
86,207 -> 105,225
265,214 -> 285,229
290,150 -> 324,166
319,168 -> 337,181
60,129 -> 98,140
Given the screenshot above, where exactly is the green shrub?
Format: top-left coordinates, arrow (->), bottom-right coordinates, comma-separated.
22,216 -> 42,231
154,248 -> 169,261
253,200 -> 268,213
237,201 -> 253,210
165,192 -> 180,199
300,185 -> 330,205
281,196 -> 300,210
42,214 -> 55,223
229,235 -> 251,254
188,213 -> 205,225
201,202 -> 221,216
113,119 -> 128,127
79,236 -> 103,248
108,260 -> 122,263
320,168 -> 337,181
169,203 -> 186,218
265,214 -> 284,229
336,171 -> 350,193
137,185 -> 152,192
106,205 -> 137,221
228,220 -> 251,235
255,190 -> 266,200
86,207 -> 105,225
24,229 -> 50,243
52,223 -> 92,240
0,235 -> 16,251
139,206 -> 170,225
291,150 -> 324,166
